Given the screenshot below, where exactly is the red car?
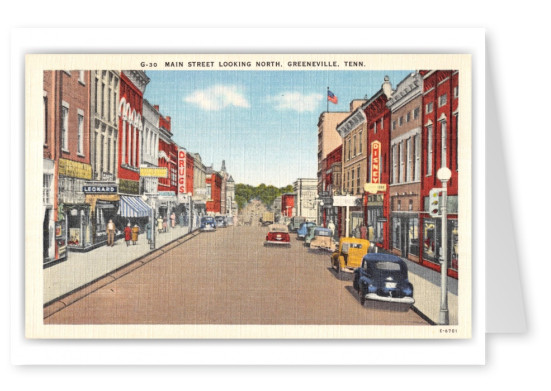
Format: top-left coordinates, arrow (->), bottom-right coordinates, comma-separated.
264,224 -> 291,246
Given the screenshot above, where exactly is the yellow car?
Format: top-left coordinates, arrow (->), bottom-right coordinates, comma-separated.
330,237 -> 371,279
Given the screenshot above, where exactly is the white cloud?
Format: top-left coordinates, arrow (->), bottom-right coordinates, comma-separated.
269,92 -> 324,112
184,85 -> 250,111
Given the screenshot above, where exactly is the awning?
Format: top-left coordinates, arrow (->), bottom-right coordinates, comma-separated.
118,196 -> 151,217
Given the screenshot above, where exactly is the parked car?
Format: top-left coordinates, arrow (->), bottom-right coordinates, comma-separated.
331,237 -> 371,278
288,216 -> 306,232
296,221 -> 316,240
303,225 -> 318,247
200,216 -> 217,232
215,215 -> 227,228
353,253 -> 415,305
264,223 -> 291,246
309,227 -> 336,252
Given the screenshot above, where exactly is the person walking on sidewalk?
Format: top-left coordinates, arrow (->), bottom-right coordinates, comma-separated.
146,221 -> 152,244
107,219 -> 116,247
360,224 -> 367,240
157,216 -> 163,234
124,223 -> 132,246
163,217 -> 168,233
171,211 -> 176,228
131,224 -> 139,245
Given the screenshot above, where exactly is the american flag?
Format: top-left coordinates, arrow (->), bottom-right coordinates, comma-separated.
327,90 -> 338,104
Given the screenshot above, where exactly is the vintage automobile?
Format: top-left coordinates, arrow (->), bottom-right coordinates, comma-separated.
330,237 -> 371,277
200,216 -> 217,232
264,223 -> 291,246
353,253 -> 415,305
214,215 -> 227,228
303,225 -> 318,247
296,221 -> 316,240
309,227 -> 336,252
288,216 -> 306,232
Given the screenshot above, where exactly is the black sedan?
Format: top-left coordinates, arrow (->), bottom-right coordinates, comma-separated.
353,253 -> 415,305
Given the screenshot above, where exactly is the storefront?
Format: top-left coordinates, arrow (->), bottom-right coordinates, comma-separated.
157,191 -> 178,224
117,195 -> 152,231
66,204 -> 92,250
420,195 -> 458,278
366,193 -> 385,245
84,182 -> 120,246
391,213 -> 420,262
43,158 -> 56,265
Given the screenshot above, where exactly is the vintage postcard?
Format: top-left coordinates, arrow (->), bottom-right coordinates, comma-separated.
25,53 -> 472,339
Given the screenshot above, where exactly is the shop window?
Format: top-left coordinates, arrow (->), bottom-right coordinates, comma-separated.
43,174 -> 52,205
423,218 -> 441,263
408,217 -> 420,256
449,219 -> 459,271
392,217 -> 401,250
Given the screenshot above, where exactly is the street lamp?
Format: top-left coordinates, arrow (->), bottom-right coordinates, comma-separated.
437,166 -> 452,325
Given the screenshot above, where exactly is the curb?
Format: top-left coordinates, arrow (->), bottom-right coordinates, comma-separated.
43,229 -> 201,319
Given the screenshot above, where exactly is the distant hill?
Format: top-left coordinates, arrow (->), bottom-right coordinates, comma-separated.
235,183 -> 293,210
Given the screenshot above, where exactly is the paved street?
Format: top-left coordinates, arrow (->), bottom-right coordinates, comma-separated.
44,225 -> 428,325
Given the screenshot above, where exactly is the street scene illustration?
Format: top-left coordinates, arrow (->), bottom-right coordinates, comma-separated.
40,64 -> 461,330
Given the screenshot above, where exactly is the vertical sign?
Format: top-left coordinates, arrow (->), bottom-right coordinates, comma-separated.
371,140 -> 381,183
178,149 -> 186,203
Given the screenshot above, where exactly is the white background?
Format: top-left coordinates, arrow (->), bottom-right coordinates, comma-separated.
2,0 -> 545,388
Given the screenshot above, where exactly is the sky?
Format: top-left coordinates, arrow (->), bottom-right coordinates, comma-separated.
143,69 -> 413,187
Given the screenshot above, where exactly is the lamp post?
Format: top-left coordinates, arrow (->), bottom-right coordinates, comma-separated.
437,167 -> 452,325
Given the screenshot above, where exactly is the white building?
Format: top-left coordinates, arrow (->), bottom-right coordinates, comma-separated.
141,99 -> 161,195
293,178 -> 318,222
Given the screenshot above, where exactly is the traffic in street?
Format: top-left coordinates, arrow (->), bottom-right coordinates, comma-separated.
44,224 -> 428,326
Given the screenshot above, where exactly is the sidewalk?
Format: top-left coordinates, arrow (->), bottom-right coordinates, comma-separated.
401,256 -> 458,325
43,224 -> 197,305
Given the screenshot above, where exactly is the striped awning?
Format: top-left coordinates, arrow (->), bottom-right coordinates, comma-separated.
118,195 -> 151,217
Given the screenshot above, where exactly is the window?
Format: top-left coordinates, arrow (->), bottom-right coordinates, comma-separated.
43,174 -> 52,205
43,95 -> 48,144
414,107 -> 420,120
357,166 -> 361,191
414,134 -> 421,180
406,138 -> 412,182
107,135 -> 112,174
406,112 -> 411,123
94,77 -> 98,113
397,200 -> 401,211
101,82 -> 105,118
347,138 -> 351,161
454,86 -> 459,99
392,120 -> 396,130
392,144 -> 397,184
359,130 -> 363,154
392,217 -> 401,250
441,120 -> 447,168
438,93 -> 447,107
427,125 -> 433,175
380,118 -> 383,129
399,141 -> 404,183
408,199 -> 413,211
353,134 -> 357,157
77,113 -> 84,155
374,122 -> 377,134
426,102 -> 433,114
61,105 -> 69,151
399,116 -> 403,126
78,71 -> 85,84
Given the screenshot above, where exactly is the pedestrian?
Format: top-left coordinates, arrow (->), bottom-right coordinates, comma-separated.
146,221 -> 152,244
157,215 -> 163,234
360,224 -> 367,240
327,220 -> 335,237
124,222 -> 132,246
171,212 -> 176,228
163,217 -> 167,233
106,219 -> 116,246
131,224 -> 139,245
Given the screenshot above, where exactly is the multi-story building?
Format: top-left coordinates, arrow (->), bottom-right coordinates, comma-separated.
281,193 -> 295,218
337,101 -> 368,236
293,178 -> 318,222
141,100 -> 161,195
420,70 -> 459,278
219,160 -> 228,215
206,166 -> 222,214
321,144 -> 342,230
87,70 -> 121,246
45,70 -> 94,255
387,72 -> 423,262
226,175 -> 237,216
364,76 -> 393,247
191,152 -> 208,216
317,111 -> 349,193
